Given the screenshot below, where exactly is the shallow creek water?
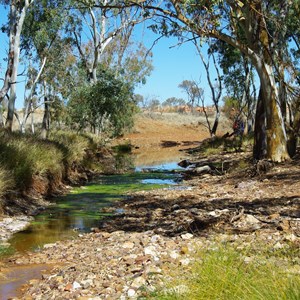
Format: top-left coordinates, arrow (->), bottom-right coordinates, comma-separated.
0,156 -> 183,299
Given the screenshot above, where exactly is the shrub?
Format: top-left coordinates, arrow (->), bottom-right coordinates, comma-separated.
67,69 -> 137,137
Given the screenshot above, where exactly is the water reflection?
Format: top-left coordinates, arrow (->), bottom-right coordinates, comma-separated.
0,265 -> 50,300
136,161 -> 183,172
141,178 -> 177,185
132,147 -> 186,168
7,157 -> 181,253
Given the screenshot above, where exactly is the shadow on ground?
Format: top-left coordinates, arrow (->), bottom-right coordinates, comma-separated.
98,192 -> 300,237
98,148 -> 300,238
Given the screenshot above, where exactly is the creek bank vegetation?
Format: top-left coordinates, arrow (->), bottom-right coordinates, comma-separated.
0,129 -> 135,247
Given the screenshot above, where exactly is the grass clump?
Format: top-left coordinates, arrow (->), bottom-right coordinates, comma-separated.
48,130 -> 96,166
152,245 -> 300,300
0,167 -> 13,198
0,130 -> 100,196
0,131 -> 64,191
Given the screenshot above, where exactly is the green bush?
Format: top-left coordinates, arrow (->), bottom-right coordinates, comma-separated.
67,69 -> 137,137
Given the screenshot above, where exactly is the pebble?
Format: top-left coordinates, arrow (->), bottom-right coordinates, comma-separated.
127,288 -> 136,297
181,233 -> 193,240
122,241 -> 135,249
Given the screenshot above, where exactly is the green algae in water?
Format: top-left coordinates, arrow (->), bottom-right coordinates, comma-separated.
8,170 -> 178,253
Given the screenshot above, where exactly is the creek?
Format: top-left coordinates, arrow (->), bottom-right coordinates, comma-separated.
0,152 -> 184,299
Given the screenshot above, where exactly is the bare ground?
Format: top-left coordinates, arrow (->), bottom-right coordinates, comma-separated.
117,112 -> 231,149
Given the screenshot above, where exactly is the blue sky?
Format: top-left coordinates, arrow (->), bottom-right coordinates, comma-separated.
134,23 -> 214,105
0,5 -> 216,109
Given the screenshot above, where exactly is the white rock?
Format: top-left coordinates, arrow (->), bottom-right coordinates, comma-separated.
181,233 -> 193,240
193,165 -> 211,174
144,245 -> 158,257
150,235 -> 160,242
131,276 -> 146,288
273,242 -> 284,249
3,217 -> 13,224
169,250 -> 180,260
244,256 -> 253,264
122,241 -> 135,249
244,214 -> 261,224
6,220 -> 29,231
127,288 -> 136,297
72,281 -> 81,290
81,279 -> 94,289
208,211 -> 218,217
284,234 -> 297,242
43,243 -> 57,249
179,258 -> 191,266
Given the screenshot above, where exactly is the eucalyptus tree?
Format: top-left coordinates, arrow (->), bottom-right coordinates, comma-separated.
0,0 -> 35,131
178,80 -> 202,110
19,0 -> 70,134
162,97 -> 186,107
101,37 -> 153,87
210,39 -> 256,134
281,2 -> 300,157
106,0 -> 296,162
67,68 -> 136,136
193,40 -> 222,136
68,0 -> 149,84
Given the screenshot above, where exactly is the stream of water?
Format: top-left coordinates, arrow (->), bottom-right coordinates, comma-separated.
0,156 -> 183,299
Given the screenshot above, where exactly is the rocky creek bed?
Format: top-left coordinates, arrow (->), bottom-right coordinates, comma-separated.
1,151 -> 300,299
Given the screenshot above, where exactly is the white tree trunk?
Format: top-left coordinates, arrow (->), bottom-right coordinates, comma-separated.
257,60 -> 289,162
20,56 -> 47,133
5,0 -> 34,131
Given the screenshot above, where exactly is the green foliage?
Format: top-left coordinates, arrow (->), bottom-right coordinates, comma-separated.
162,97 -> 186,107
112,43 -> 153,86
21,0 -> 68,57
178,80 -> 203,107
67,69 -> 137,136
0,244 -> 15,258
147,99 -> 160,111
112,142 -> 133,154
222,96 -> 240,119
190,136 -> 225,155
152,244 -> 300,300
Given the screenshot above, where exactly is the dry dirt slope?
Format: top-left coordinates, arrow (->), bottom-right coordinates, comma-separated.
117,112 -> 231,150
